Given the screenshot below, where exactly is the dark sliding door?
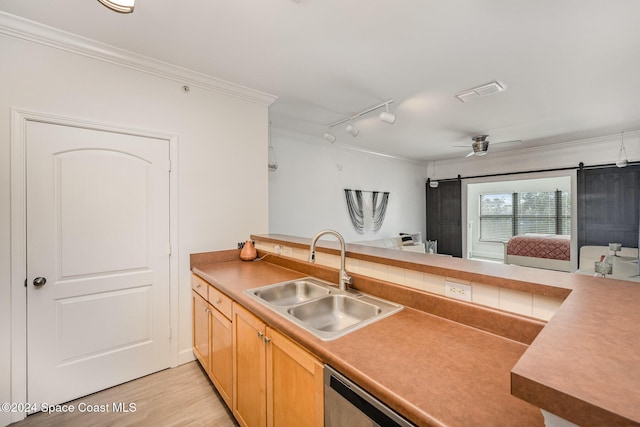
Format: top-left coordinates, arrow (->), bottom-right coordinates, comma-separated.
577,165 -> 640,266
426,179 -> 462,257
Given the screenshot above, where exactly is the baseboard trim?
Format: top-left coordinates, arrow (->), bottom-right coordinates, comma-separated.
177,348 -> 196,366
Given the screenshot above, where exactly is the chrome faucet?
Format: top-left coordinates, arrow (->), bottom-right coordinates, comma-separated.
309,229 -> 353,291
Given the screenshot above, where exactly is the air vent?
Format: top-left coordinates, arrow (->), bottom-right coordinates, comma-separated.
455,81 -> 505,102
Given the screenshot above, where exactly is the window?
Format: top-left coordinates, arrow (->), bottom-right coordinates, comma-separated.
479,193 -> 513,241
479,190 -> 571,242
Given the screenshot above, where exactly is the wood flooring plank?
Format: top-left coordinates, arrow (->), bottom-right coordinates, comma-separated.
10,362 -> 238,427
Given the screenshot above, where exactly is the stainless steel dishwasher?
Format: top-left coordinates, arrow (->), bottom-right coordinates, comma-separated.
324,365 -> 415,427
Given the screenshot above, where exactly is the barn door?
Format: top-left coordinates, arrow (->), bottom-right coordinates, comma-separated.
426,179 -> 462,257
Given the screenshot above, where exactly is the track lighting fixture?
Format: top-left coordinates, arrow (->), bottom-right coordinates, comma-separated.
379,103 -> 396,124
97,0 -> 135,13
346,123 -> 360,137
323,132 -> 337,143
323,100 -> 395,140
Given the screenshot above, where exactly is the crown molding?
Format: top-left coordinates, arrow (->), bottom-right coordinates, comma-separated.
0,11 -> 278,106
495,131 -> 638,158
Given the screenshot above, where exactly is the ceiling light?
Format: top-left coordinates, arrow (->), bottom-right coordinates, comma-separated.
379,103 -> 396,124
268,145 -> 278,171
324,100 -> 394,139
346,123 -> 359,137
323,132 -> 337,143
97,0 -> 135,13
616,130 -> 628,168
268,121 -> 278,171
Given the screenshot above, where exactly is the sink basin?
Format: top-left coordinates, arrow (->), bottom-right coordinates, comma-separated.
244,277 -> 402,341
287,295 -> 381,332
252,279 -> 330,306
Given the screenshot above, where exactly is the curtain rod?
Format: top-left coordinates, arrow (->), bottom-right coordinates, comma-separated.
344,189 -> 390,193
428,161 -> 640,183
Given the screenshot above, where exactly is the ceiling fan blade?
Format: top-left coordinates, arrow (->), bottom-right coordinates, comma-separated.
492,139 -> 522,145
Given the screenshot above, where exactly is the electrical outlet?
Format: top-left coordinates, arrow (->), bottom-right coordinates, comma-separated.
274,245 -> 282,255
445,281 -> 472,302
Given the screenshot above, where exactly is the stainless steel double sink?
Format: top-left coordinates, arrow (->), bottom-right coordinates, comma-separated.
244,277 -> 403,341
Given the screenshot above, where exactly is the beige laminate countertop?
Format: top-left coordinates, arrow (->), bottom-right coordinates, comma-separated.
192,259 -> 543,427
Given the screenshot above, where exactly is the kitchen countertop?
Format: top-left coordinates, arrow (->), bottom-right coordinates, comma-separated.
511,275 -> 640,426
249,234 -> 640,426
192,258 -> 544,427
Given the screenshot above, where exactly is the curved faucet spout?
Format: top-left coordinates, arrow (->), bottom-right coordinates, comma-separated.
308,230 -> 353,291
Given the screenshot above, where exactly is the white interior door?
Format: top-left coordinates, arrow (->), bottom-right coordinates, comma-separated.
26,120 -> 171,407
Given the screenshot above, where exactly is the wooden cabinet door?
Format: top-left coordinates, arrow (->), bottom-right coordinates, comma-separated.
192,291 -> 210,372
233,303 -> 267,427
210,307 -> 233,408
266,327 -> 324,427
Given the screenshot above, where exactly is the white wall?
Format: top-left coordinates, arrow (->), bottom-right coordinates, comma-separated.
268,131 -> 429,243
268,130 -> 640,252
0,20 -> 271,423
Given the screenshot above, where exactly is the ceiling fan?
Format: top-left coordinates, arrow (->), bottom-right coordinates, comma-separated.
456,135 -> 522,157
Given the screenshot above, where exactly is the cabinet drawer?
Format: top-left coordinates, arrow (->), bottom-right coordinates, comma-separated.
191,273 -> 208,300
209,286 -> 233,320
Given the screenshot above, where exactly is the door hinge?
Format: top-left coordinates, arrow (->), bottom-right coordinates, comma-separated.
168,243 -> 172,255
24,277 -> 27,287
168,159 -> 172,172
169,327 -> 172,339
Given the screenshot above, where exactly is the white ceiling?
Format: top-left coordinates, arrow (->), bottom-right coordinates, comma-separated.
2,0 -> 640,162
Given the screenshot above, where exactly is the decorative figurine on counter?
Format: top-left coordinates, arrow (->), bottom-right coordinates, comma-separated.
240,240 -> 257,261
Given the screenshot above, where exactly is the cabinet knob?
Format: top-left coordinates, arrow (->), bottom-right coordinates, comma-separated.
195,282 -> 201,288
258,331 -> 264,339
264,337 -> 271,344
216,298 -> 222,304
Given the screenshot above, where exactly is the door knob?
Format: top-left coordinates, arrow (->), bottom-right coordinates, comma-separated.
33,277 -> 47,287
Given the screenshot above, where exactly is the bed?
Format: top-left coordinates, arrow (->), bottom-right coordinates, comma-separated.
504,233 -> 572,272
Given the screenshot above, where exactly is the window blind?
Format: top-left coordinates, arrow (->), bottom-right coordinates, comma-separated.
479,190 -> 570,241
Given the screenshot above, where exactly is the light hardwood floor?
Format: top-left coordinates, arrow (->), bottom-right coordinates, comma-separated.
10,362 -> 238,427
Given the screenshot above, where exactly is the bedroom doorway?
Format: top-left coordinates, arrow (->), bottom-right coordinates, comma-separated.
464,174 -> 577,271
